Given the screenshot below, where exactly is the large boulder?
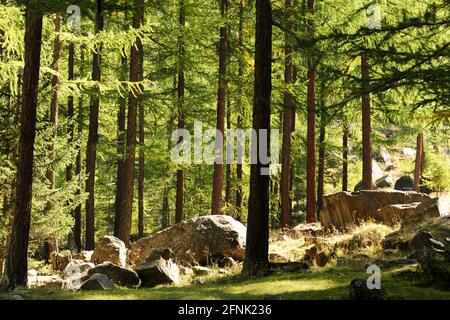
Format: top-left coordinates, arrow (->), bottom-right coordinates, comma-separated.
91,236 -> 127,267
129,215 -> 246,266
375,174 -> 395,189
320,191 -> 431,230
50,250 -> 72,271
28,275 -> 65,289
72,251 -> 94,262
402,198 -> 450,231
135,257 -> 180,288
80,273 -> 116,291
349,279 -> 387,300
375,203 -> 420,226
373,147 -> 393,167
87,262 -> 140,288
64,260 -> 95,277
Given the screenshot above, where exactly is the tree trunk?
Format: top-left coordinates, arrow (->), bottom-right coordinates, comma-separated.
137,32 -> 145,238
225,91 -> 232,205
85,0 -> 104,250
361,50 -> 372,190
306,0 -> 317,223
317,111 -> 326,214
235,0 -> 244,222
1,6 -> 43,290
115,0 -> 144,245
414,133 -> 424,192
212,0 -> 228,215
342,123 -> 349,192
280,0 -> 294,228
74,47 -> 85,253
243,0 -> 272,276
175,0 -> 186,224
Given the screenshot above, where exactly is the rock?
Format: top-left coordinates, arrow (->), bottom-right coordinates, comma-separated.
135,257 -> 180,288
304,246 -> 330,267
382,232 -> 408,250
375,174 -> 395,189
401,148 -> 416,157
27,269 -> 38,277
316,252 -> 331,267
87,262 -> 140,288
354,181 -> 377,192
28,275 -> 64,289
383,249 -> 396,256
219,256 -> 237,268
375,203 -> 420,225
394,176 -> 414,191
288,223 -> 322,238
375,258 -> 418,268
191,266 -> 212,276
372,161 -> 384,180
64,260 -> 95,277
1,294 -> 25,301
269,253 -> 290,263
129,215 -> 246,266
50,250 -> 72,271
349,279 -> 387,300
402,198 -> 450,231
72,251 -> 94,262
409,231 -> 445,253
80,273 -> 116,291
319,191 -> 431,230
218,268 -> 229,275
269,262 -> 309,273
179,265 -> 194,276
91,236 -> 127,267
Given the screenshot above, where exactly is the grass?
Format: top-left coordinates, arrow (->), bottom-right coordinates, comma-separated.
23,264 -> 450,300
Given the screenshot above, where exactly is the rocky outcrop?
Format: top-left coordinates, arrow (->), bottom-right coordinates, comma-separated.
375,203 -> 420,225
349,279 -> 387,300
91,236 -> 127,267
135,257 -> 180,288
64,260 -> 95,277
320,191 -> 431,230
87,262 -> 140,288
394,176 -> 414,191
80,273 -> 116,291
28,275 -> 65,289
375,174 -> 394,189
72,251 -> 93,262
129,215 -> 246,266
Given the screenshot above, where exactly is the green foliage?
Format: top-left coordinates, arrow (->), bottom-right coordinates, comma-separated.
423,152 -> 450,194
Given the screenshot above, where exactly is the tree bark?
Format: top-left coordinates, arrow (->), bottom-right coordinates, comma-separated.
115,0 -> 144,245
243,0 -> 272,276
306,0 -> 317,223
175,0 -> 186,224
212,0 -> 228,215
137,32 -> 145,238
235,0 -> 244,222
361,49 -> 372,190
280,0 -> 294,228
85,0 -> 104,250
317,111 -> 326,214
1,5 -> 43,290
342,123 -> 349,192
414,133 -> 424,192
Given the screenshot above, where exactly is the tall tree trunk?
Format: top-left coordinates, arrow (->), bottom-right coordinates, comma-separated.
85,0 -> 104,250
235,0 -> 244,221
317,110 -> 326,214
225,91 -> 232,205
66,41 -> 75,249
137,37 -> 145,238
175,0 -> 186,224
1,5 -> 43,290
280,0 -> 294,228
306,0 -> 317,223
414,133 -> 424,192
211,0 -> 228,215
115,0 -> 144,244
114,54 -> 127,235
361,48 -> 372,190
342,123 -> 349,192
73,47 -> 85,253
243,0 -> 272,276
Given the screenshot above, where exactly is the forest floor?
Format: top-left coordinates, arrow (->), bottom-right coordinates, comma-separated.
23,220 -> 450,300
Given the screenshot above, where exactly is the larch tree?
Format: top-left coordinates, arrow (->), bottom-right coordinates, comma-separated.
243,0 -> 272,276
361,44 -> 373,191
211,0 -> 228,216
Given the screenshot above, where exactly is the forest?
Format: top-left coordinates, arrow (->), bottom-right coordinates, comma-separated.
0,0 -> 449,301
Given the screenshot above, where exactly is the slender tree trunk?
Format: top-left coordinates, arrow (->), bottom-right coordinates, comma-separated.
342,123 -> 349,192
361,48 -> 372,190
66,41 -> 75,249
243,0 -> 272,276
306,0 -> 317,223
225,92 -> 232,205
137,30 -> 145,238
280,0 -> 294,228
235,0 -> 244,222
85,0 -> 104,250
116,0 -> 144,244
212,0 -> 228,215
414,133 -> 424,192
114,54 -> 127,234
317,111 -> 326,214
1,6 -> 43,290
175,0 -> 186,224
74,48 -> 85,253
